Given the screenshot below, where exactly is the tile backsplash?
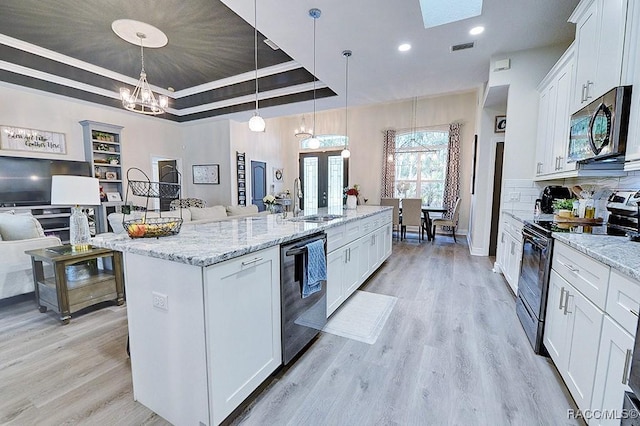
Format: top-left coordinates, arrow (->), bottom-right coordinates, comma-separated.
501,171 -> 640,218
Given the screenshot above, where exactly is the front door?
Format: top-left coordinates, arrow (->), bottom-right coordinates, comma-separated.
251,160 -> 267,211
158,160 -> 178,211
299,151 -> 348,210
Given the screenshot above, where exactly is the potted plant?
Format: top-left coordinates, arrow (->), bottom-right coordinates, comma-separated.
344,184 -> 360,209
263,194 -> 276,213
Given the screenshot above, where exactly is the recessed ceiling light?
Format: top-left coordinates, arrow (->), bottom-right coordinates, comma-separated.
398,43 -> 411,52
469,26 -> 485,35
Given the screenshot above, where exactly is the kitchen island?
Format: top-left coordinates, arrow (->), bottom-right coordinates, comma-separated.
92,206 -> 392,426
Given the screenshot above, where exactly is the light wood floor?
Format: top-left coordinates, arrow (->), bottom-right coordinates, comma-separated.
0,237 -> 581,425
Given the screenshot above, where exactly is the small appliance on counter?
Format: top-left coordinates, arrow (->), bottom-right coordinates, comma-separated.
539,185 -> 573,214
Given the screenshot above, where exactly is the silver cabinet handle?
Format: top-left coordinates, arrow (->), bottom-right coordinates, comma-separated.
623,349 -> 633,384
581,83 -> 587,102
348,247 -> 351,262
559,287 -> 566,310
241,257 -> 263,267
563,291 -> 572,315
564,263 -> 579,274
344,249 -> 348,263
630,308 -> 639,317
586,81 -> 593,100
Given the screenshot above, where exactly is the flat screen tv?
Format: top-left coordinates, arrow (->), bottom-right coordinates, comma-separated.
0,156 -> 91,207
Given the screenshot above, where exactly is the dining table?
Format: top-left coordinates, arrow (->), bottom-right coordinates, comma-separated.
398,201 -> 448,241
421,206 -> 448,241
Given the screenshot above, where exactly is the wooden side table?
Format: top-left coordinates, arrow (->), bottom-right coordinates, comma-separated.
25,245 -> 124,324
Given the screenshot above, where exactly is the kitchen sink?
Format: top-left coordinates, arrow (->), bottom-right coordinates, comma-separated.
289,214 -> 345,223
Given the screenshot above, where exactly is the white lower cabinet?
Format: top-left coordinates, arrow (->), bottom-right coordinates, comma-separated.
497,214 -> 523,294
563,281 -> 604,411
204,247 -> 281,425
590,317 -> 634,426
326,212 -> 392,317
545,270 -> 603,411
545,241 -> 640,421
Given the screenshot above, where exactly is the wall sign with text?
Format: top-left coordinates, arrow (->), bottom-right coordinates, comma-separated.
1,126 -> 67,154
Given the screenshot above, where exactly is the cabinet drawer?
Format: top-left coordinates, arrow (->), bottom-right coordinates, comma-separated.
553,242 -> 610,310
607,270 -> 640,335
326,224 -> 346,253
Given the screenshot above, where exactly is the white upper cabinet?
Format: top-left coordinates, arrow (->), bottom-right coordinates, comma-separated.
534,46 -> 575,177
570,0 -> 628,112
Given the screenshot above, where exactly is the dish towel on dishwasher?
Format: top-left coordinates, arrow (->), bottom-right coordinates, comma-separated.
302,240 -> 326,298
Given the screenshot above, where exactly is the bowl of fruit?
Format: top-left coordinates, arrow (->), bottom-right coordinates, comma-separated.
124,217 -> 183,238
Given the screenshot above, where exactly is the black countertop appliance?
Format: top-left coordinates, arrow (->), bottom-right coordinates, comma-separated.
540,185 -> 573,214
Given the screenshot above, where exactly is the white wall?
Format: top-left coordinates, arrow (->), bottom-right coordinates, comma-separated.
467,44 -> 568,256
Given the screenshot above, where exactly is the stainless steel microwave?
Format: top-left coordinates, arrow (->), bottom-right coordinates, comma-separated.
568,86 -> 632,164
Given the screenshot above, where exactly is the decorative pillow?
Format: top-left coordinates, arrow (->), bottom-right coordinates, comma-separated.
0,212 -> 46,241
226,205 -> 259,216
189,206 -> 227,221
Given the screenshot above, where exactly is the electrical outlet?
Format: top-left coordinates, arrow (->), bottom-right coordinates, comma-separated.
509,192 -> 521,202
152,292 -> 168,311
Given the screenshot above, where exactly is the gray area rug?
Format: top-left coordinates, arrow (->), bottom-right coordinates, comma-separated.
322,290 -> 398,344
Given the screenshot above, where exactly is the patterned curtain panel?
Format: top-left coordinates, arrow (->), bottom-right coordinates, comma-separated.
443,123 -> 461,219
380,129 -> 397,198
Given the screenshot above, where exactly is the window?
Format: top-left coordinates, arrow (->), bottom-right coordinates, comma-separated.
394,128 -> 448,206
300,134 -> 348,150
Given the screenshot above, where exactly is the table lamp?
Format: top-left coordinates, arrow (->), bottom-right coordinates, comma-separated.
51,175 -> 100,252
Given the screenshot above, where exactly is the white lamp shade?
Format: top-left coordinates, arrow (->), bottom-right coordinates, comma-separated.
249,114 -> 266,132
341,148 -> 351,158
308,136 -> 321,149
51,175 -> 101,206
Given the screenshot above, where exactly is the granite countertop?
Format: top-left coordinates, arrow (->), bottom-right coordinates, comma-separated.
503,211 -> 554,224
552,233 -> 640,282
91,205 -> 391,267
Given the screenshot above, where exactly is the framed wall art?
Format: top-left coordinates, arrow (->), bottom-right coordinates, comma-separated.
494,115 -> 506,133
1,125 -> 67,154
193,164 -> 220,184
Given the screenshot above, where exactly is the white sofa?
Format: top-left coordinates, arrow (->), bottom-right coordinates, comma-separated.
106,205 -> 268,235
0,213 -> 61,301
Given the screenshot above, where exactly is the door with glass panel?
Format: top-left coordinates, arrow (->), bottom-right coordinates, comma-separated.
299,151 -> 348,210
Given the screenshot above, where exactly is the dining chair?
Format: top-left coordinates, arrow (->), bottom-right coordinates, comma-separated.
401,198 -> 424,241
432,198 -> 461,242
380,198 -> 401,240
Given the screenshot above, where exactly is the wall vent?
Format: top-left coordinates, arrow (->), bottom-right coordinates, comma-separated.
451,42 -> 475,52
264,39 -> 280,50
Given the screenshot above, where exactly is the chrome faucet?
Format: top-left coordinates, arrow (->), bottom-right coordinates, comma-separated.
293,178 -> 303,217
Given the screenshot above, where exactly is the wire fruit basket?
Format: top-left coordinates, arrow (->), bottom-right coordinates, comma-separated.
124,217 -> 182,238
123,167 -> 182,238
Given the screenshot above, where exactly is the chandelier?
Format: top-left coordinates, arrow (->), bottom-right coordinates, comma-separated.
294,115 -> 313,138
119,33 -> 168,115
112,20 -> 169,116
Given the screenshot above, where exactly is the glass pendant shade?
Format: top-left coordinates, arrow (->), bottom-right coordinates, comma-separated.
249,114 -> 266,132
341,148 -> 351,158
308,136 -> 321,150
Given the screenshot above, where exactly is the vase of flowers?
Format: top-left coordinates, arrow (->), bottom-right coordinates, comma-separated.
344,184 -> 359,210
263,194 -> 277,213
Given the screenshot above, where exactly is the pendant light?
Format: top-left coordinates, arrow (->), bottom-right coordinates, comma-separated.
307,8 -> 321,150
341,50 -> 352,159
248,0 -> 266,132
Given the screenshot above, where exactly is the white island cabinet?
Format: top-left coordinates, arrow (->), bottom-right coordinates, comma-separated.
124,246 -> 280,426
92,205 -> 394,425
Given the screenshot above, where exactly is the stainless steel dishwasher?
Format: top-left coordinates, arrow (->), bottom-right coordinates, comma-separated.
280,232 -> 327,365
